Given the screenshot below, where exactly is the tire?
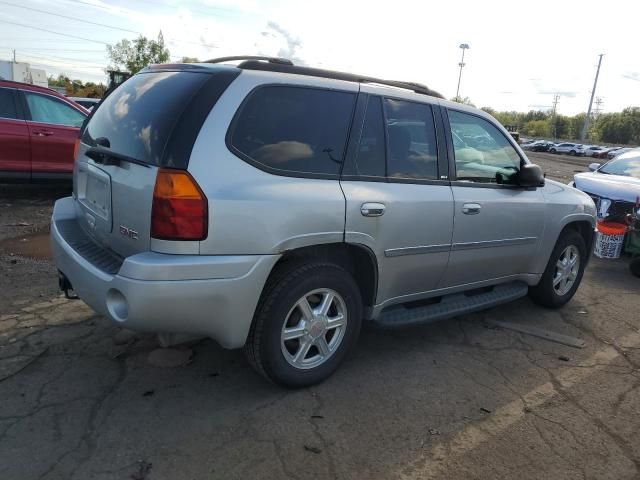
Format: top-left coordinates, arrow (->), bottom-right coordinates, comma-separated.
244,261 -> 362,387
569,150 -> 576,156
549,148 -> 557,154
529,230 -> 586,308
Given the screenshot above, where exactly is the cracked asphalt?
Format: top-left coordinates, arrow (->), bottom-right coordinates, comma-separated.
2,154 -> 640,479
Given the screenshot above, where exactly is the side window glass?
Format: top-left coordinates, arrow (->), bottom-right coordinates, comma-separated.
24,93 -> 85,127
0,88 -> 18,119
230,86 -> 356,176
384,99 -> 438,180
354,96 -> 386,177
448,110 -> 521,184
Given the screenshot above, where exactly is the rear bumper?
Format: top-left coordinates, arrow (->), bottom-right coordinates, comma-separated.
51,197 -> 280,348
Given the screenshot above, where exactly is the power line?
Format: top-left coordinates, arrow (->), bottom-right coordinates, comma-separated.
0,19 -> 111,45
0,0 -> 140,34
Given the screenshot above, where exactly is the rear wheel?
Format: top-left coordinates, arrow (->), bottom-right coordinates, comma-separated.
530,230 -> 586,308
244,261 -> 362,387
569,150 -> 576,156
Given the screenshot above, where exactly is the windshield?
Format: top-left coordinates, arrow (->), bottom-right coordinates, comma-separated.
599,156 -> 640,177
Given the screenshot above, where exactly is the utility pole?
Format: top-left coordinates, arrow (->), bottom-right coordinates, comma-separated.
581,54 -> 604,141
593,97 -> 603,118
12,49 -> 16,62
455,43 -> 470,101
551,94 -> 560,139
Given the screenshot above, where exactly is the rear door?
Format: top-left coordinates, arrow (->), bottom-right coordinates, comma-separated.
341,89 -> 454,307
21,91 -> 86,176
0,86 -> 30,178
74,68 -> 239,258
440,108 -> 545,287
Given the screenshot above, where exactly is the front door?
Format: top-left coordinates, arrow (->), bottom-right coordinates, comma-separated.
22,91 -> 85,175
341,91 -> 454,308
0,86 -> 30,178
440,109 -> 546,287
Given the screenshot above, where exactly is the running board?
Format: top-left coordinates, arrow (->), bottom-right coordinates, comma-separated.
373,282 -> 529,329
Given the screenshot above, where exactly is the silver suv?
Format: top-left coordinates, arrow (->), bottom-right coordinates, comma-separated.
52,56 -> 596,387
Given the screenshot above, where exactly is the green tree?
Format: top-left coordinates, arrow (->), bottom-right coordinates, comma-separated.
107,31 -> 170,74
181,56 -> 200,63
450,96 -> 475,107
524,119 -> 550,137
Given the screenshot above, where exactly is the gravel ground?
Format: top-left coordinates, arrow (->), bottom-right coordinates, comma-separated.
1,156 -> 640,480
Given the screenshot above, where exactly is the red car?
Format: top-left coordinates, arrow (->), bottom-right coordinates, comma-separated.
0,80 -> 89,182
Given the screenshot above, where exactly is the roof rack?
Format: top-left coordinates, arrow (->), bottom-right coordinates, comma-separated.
204,55 -> 293,66
235,60 -> 443,99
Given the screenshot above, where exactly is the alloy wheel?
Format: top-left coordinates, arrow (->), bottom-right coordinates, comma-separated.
280,288 -> 347,370
553,245 -> 580,296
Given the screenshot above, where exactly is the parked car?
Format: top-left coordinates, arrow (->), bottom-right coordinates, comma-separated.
68,96 -> 100,110
0,80 -> 88,182
583,145 -> 606,157
51,57 -> 596,387
549,142 -> 585,156
525,140 -> 554,152
608,147 -> 633,159
594,147 -> 619,159
571,149 -> 640,221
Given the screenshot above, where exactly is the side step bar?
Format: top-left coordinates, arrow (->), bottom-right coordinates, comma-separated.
373,282 -> 529,329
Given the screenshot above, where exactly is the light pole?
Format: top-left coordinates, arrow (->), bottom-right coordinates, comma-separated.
455,43 -> 470,100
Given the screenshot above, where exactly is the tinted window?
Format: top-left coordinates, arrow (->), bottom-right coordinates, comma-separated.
449,110 -> 521,184
25,92 -> 85,127
83,71 -> 214,166
354,96 -> 386,177
230,86 -> 356,176
384,99 -> 438,179
0,88 -> 17,119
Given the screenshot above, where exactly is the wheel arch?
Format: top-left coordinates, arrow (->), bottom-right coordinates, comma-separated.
265,242 -> 379,315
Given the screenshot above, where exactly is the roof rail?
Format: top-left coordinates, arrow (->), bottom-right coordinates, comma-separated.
236,60 -> 443,99
204,55 -> 293,66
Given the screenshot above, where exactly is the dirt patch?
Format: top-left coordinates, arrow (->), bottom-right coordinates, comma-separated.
0,231 -> 52,260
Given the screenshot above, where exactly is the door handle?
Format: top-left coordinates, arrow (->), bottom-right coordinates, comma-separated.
361,202 -> 386,217
34,130 -> 54,136
462,203 -> 482,215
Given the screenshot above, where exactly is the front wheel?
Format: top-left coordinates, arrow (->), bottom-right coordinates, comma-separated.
244,262 -> 362,387
529,230 -> 586,308
549,148 -> 557,154
569,150 -> 576,156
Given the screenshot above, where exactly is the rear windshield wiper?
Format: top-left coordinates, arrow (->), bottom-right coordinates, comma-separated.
85,146 -> 151,169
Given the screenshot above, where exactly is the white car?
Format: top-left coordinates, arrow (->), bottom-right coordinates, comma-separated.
583,145 -> 606,157
549,143 -> 585,156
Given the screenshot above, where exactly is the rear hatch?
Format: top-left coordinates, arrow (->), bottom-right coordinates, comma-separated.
73,66 -> 239,258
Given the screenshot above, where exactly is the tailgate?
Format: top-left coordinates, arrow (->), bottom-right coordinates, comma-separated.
74,150 -> 157,258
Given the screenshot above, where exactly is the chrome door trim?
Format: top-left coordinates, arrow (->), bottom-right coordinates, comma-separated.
384,243 -> 451,257
452,236 -> 538,251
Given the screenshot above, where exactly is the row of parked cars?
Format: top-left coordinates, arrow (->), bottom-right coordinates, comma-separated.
522,139 -> 636,159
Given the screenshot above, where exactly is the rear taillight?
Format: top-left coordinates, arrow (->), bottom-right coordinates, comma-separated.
151,169 -> 208,241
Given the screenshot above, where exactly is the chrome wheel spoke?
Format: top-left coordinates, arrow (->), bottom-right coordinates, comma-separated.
317,292 -> 335,316
326,313 -> 345,329
297,297 -> 315,322
293,339 -> 312,365
283,324 -> 306,341
316,336 -> 330,356
553,273 -> 564,286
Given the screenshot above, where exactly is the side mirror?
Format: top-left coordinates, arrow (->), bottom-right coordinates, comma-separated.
518,163 -> 545,188
589,162 -> 601,172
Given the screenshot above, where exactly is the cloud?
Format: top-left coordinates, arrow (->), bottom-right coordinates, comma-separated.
263,21 -> 306,65
623,72 -> 640,82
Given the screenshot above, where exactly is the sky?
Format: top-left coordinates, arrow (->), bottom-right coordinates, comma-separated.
1,0 -> 639,115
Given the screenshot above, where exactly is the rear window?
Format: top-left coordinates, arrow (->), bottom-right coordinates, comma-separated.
82,71 -> 235,167
229,86 -> 356,177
